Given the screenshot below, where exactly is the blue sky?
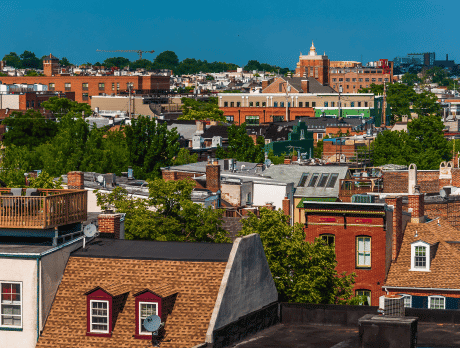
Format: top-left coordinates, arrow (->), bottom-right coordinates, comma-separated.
1,0 -> 458,69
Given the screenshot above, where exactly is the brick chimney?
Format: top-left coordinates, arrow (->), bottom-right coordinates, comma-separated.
262,80 -> 269,90
284,158 -> 291,165
67,171 -> 84,189
196,120 -> 205,134
162,170 -> 178,181
98,213 -> 121,239
206,159 -> 221,193
301,80 -> 309,93
282,196 -> 290,216
439,161 -> 453,189
385,196 -> 403,261
408,194 -> 425,223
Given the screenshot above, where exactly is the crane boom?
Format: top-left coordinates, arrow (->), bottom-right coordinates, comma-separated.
96,49 -> 155,60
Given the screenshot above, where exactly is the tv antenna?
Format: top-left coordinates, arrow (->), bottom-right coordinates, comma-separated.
83,224 -> 97,249
143,314 -> 163,347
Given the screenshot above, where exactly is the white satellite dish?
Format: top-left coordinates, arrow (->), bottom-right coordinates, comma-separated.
143,314 -> 161,334
97,175 -> 104,183
83,224 -> 97,249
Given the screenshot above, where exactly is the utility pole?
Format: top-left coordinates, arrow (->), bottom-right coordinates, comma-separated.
382,81 -> 387,126
338,85 -> 342,120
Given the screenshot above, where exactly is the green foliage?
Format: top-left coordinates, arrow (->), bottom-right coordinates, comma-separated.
102,57 -> 131,68
243,60 -> 290,74
125,116 -> 180,179
152,51 -> 179,71
0,145 -> 36,187
314,139 -> 324,158
215,123 -> 264,163
28,171 -> 63,189
95,179 -> 231,243
0,72 -> 7,77
402,73 -> 421,86
59,57 -> 72,66
372,115 -> 450,169
2,51 -> 42,69
267,149 -> 285,164
238,209 -> 356,303
24,70 -> 44,76
41,97 -> 92,117
179,97 -> 225,122
2,110 -> 58,148
173,148 -> 198,166
206,75 -> 214,80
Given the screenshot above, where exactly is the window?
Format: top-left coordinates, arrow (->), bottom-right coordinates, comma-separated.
308,173 -> 320,187
411,241 -> 430,271
429,296 -> 445,310
272,115 -> 284,122
246,193 -> 252,204
237,102 -> 241,107
317,173 -> 329,187
49,83 -> 55,91
229,102 -> 233,107
364,102 -> 368,107
339,78 -> 343,82
365,78 -> 369,82
360,85 -> 362,89
82,83 -> 89,90
112,83 -> 115,91
256,102 -> 260,107
356,236 -> 371,268
280,102 -> 284,107
330,102 -> 335,107
385,78 -> 389,82
26,101 -> 29,108
98,83 -> 105,90
317,133 -> 323,140
359,78 -> 363,82
65,82 -> 71,91
378,78 -> 382,82
324,102 -> 328,107
299,102 -> 303,107
350,102 -> 355,107
358,102 -> 361,107
245,116 -> 259,125
398,294 -> 412,308
372,78 -> 376,82
415,246 -> 426,268
262,102 -> 266,107
117,83 -> 120,90
249,102 -> 253,107
312,102 -> 316,107
332,78 -> 337,82
352,78 -> 356,82
298,174 -> 309,187
356,290 -> 371,306
300,129 -> 305,140
274,102 -> 278,107
346,85 -> 349,89
224,102 -> 228,107
1,282 -> 22,328
321,234 -> 335,246
346,78 -> 350,82
82,93 -> 89,101
139,302 -> 158,334
305,102 -> 310,107
225,115 -> 234,123
90,300 -> 109,333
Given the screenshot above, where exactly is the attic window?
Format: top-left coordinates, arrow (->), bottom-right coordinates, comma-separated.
326,174 -> 339,188
410,241 -> 431,272
317,174 -> 329,187
90,300 -> 109,333
298,174 -> 309,187
308,173 -> 320,187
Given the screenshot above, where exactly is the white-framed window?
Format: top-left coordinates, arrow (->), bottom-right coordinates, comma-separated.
139,302 -> 158,335
356,236 -> 371,268
398,294 -> 412,308
410,240 -> 430,271
429,296 -> 445,310
1,282 -> 22,328
356,289 -> 371,306
90,300 -> 109,333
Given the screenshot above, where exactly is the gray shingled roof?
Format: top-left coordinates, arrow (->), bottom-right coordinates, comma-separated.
285,77 -> 337,94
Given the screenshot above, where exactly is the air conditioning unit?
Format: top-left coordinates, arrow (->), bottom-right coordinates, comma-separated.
379,295 -> 404,317
352,194 -> 375,204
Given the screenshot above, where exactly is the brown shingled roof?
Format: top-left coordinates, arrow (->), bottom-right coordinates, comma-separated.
385,219 -> 460,290
37,257 -> 227,348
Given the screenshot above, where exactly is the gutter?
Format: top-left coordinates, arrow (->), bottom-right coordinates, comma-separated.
383,285 -> 460,292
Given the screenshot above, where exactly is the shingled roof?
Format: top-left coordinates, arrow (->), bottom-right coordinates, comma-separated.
385,219 -> 460,290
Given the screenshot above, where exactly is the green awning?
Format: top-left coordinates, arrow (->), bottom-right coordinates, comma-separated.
296,197 -> 338,207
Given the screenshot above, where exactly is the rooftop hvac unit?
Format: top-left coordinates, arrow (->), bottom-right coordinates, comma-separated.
351,194 -> 375,204
379,295 -> 405,317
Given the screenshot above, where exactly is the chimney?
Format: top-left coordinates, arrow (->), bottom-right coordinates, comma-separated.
284,158 -> 291,165
262,80 -> 269,90
439,161 -> 453,189
301,80 -> 309,93
162,170 -> 178,181
196,120 -> 205,134
385,196 -> 403,261
408,164 -> 417,195
98,213 -> 122,239
67,171 -> 84,189
408,194 -> 425,223
282,196 -> 290,216
264,202 -> 275,211
206,159 -> 221,193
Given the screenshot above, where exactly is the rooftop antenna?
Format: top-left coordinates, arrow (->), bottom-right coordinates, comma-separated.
143,314 -> 163,347
83,224 -> 97,249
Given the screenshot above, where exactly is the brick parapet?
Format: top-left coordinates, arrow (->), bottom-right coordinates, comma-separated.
385,196 -> 403,261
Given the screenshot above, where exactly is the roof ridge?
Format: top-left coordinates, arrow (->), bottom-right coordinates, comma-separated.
427,221 -> 460,264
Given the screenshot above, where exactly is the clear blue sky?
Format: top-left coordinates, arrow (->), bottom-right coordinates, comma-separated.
1,0 -> 458,69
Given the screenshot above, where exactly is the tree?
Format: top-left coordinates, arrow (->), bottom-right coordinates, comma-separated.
244,60 -> 262,72
412,91 -> 441,117
59,57 -> 72,66
102,57 -> 131,68
0,145 -> 36,187
24,70 -> 44,76
402,73 -> 421,86
238,208 -> 356,303
130,59 -> 153,70
2,110 -> 58,148
314,139 -> 324,158
28,171 -> 63,189
19,51 -> 40,69
152,51 -> 179,70
215,123 -> 264,163
124,116 -> 180,179
95,179 -> 231,243
2,52 -> 22,69
179,97 -> 225,122
41,96 -> 92,117
172,148 -> 198,166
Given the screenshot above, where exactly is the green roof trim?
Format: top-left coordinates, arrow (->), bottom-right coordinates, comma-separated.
296,197 -> 338,207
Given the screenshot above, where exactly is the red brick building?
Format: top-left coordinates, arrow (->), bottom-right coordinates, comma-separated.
295,41 -> 330,85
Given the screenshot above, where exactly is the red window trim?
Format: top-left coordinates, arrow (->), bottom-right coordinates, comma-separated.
134,291 -> 162,340
86,289 -> 113,337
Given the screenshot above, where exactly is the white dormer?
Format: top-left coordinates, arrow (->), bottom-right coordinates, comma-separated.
410,240 -> 431,272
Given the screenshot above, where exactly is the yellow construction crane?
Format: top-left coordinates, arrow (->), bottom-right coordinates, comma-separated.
96,49 -> 155,60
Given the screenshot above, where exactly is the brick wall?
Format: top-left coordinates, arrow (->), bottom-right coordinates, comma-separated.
67,171 -> 84,189
206,163 -> 221,192
383,171 -> 440,194
385,196 -> 403,261
220,106 -> 315,125
282,197 -> 290,216
408,194 -> 424,223
98,213 -> 121,239
304,214 -> 386,306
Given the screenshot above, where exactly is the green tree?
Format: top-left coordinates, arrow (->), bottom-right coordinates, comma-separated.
102,57 -> 131,68
179,97 -> 225,122
238,208 -> 356,303
0,145 -> 36,187
95,179 -> 231,243
125,116 -> 180,179
402,73 -> 421,86
59,57 -> 72,66
19,51 -> 40,69
28,171 -> 63,189
2,52 -> 22,69
244,60 -> 262,71
172,148 -> 199,166
130,59 -> 153,70
2,110 -> 58,148
24,70 -> 44,76
41,96 -> 92,117
152,51 -> 179,70
314,139 -> 324,158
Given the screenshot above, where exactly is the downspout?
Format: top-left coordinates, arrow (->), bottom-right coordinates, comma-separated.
37,256 -> 40,342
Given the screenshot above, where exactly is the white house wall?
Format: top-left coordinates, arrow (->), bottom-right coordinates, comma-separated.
0,258 -> 38,348
253,183 -> 288,210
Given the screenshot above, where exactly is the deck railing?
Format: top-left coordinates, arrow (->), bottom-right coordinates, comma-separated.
0,189 -> 87,229
338,178 -> 383,201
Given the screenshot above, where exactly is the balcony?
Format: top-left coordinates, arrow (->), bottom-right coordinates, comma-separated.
338,178 -> 383,202
0,189 -> 87,229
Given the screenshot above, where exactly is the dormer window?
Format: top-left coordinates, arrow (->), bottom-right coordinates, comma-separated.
410,240 -> 430,271
90,300 -> 109,333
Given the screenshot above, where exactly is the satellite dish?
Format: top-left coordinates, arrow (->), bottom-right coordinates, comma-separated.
84,224 -> 97,238
264,159 -> 272,167
97,175 -> 104,183
143,314 -> 161,334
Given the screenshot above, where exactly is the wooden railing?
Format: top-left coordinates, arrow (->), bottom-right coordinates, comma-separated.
0,189 -> 87,229
338,178 -> 383,201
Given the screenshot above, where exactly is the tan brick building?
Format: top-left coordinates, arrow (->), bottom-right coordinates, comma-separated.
295,41 -> 330,85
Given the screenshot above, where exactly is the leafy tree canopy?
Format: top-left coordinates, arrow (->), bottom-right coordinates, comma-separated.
2,52 -> 22,69
41,96 -> 92,117
28,171 -> 63,189
238,208 -> 357,303
152,50 -> 179,70
95,179 -> 231,243
59,57 -> 72,66
102,57 -> 131,68
172,148 -> 198,166
401,73 -> 421,86
179,97 -> 225,122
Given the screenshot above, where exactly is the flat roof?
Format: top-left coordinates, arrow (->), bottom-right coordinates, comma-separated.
72,238 -> 233,262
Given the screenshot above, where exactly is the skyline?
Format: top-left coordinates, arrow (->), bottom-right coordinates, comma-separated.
1,0 -> 459,69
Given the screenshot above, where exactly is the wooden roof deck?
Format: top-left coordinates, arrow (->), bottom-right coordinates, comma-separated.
0,188 -> 87,229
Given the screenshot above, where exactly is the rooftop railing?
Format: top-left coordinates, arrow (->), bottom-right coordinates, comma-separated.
0,189 -> 87,229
